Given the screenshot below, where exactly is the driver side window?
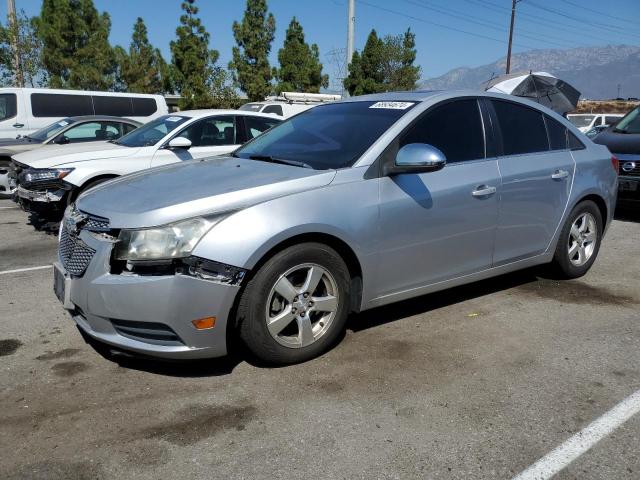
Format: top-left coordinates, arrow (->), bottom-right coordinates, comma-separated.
61,121 -> 120,143
177,116 -> 236,147
400,99 -> 485,163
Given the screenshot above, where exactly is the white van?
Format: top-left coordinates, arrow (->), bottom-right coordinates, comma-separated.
0,88 -> 168,138
567,113 -> 624,133
239,92 -> 341,118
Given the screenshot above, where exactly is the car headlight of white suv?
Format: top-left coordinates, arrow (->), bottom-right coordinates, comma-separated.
114,215 -> 226,261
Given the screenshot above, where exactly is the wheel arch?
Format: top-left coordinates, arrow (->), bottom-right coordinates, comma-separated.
574,193 -> 608,227
71,173 -> 119,201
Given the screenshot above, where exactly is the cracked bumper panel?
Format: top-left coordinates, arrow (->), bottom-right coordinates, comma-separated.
61,231 -> 240,359
17,185 -> 66,203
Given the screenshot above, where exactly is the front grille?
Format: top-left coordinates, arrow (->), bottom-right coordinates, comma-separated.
619,161 -> 640,177
82,214 -> 111,231
59,226 -> 96,276
111,319 -> 184,346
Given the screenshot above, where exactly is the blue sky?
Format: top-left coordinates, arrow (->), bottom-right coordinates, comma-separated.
2,0 -> 639,91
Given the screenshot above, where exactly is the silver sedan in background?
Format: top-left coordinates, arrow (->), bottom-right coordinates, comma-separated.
53,90 -> 618,365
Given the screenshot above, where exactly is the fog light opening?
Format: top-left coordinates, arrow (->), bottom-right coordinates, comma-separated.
192,317 -> 216,330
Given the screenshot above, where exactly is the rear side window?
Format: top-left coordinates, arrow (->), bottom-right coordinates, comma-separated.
400,99 -> 485,163
244,116 -> 280,139
239,103 -> 263,112
93,96 -> 133,116
132,98 -> 157,116
0,93 -> 17,121
568,131 -> 585,150
492,100 -> 549,155
544,115 -> 568,150
31,93 -> 93,117
262,104 -> 283,116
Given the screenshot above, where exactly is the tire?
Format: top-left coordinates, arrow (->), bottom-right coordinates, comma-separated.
549,200 -> 603,279
237,243 -> 351,365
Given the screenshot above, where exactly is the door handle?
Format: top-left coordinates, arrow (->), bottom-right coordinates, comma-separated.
12,123 -> 24,128
551,169 -> 569,180
471,185 -> 497,197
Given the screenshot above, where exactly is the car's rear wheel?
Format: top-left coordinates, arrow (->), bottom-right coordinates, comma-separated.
550,200 -> 603,279
237,243 -> 350,365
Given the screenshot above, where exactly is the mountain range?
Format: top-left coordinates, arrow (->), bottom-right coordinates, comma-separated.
420,45 -> 640,99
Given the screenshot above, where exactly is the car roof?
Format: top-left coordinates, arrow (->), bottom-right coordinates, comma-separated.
176,109 -> 283,120
66,115 -> 142,125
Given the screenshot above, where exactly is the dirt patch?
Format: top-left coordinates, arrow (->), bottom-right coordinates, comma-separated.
138,404 -> 258,446
0,339 -> 22,356
2,460 -> 103,480
515,279 -> 635,307
120,440 -> 171,468
51,361 -> 89,377
36,348 -> 81,361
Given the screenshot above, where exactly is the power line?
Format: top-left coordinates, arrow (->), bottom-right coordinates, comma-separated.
358,0 -> 540,50
561,0 -> 639,27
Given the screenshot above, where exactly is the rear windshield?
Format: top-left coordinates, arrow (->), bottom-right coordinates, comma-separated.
114,115 -> 189,147
567,115 -> 595,128
234,101 -> 415,169
29,118 -> 75,141
614,107 -> 640,134
239,103 -> 264,112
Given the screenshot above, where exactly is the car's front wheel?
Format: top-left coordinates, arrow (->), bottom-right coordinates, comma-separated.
237,243 -> 351,365
550,200 -> 603,279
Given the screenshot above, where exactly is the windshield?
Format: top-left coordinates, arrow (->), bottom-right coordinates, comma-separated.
239,103 -> 264,112
29,118 -> 75,142
115,115 -> 189,147
568,115 -> 595,128
234,101 -> 416,169
614,107 -> 640,134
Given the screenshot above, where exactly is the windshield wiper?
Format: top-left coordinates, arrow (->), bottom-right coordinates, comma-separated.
248,155 -> 313,169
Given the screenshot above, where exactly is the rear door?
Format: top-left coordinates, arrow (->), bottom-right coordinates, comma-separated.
375,98 -> 500,297
488,99 -> 574,264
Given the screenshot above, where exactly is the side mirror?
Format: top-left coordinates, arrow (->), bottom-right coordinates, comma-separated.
54,135 -> 70,145
385,143 -> 447,176
167,137 -> 192,149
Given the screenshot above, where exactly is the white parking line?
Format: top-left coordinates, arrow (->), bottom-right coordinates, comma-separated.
0,265 -> 52,275
0,206 -> 18,210
513,388 -> 640,480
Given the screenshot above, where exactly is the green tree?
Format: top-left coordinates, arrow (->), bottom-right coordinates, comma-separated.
344,28 -> 421,96
274,17 -> 328,94
115,18 -> 171,94
229,0 -> 276,101
0,10 -> 45,87
170,0 -> 221,109
35,0 -> 116,90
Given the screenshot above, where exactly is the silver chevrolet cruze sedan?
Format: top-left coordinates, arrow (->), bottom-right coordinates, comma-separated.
54,90 -> 618,364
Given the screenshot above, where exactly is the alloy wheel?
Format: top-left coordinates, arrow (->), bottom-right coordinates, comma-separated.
567,212 -> 597,267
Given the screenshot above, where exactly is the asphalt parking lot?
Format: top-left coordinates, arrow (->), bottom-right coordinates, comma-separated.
1,198 -> 639,480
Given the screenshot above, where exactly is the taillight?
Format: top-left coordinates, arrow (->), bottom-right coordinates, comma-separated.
611,155 -> 619,174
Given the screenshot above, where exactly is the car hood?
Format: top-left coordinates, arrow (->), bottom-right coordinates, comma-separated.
0,137 -> 42,156
593,129 -> 640,155
11,141 -> 139,168
77,156 -> 337,228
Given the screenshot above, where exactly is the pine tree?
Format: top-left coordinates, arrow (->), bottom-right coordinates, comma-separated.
35,0 -> 116,90
274,17 -> 328,94
229,0 -> 276,101
115,18 -> 170,94
170,0 -> 220,109
343,28 -> 421,96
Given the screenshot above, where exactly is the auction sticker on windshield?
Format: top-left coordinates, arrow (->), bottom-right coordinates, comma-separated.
369,102 -> 415,110
166,116 -> 183,122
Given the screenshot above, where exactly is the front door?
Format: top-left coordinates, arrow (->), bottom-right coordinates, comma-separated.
375,98 -> 500,299
151,116 -> 240,167
488,99 -> 574,265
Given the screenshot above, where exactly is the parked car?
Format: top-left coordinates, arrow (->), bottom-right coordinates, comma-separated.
13,110 -> 280,218
567,113 -> 623,133
239,92 -> 341,118
0,116 -> 141,197
54,91 -> 617,365
0,87 -> 167,138
584,124 -> 609,139
593,105 -> 640,204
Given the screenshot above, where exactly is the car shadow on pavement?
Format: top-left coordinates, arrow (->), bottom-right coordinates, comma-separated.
347,269 -> 539,333
614,205 -> 640,223
27,213 -> 61,234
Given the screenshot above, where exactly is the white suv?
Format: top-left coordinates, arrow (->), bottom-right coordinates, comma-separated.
12,110 -> 280,218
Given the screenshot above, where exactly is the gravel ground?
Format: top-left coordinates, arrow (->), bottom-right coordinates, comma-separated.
1,198 -> 639,480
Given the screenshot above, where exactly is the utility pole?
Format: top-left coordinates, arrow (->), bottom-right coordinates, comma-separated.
7,0 -> 23,87
345,0 -> 355,97
505,0 -> 519,74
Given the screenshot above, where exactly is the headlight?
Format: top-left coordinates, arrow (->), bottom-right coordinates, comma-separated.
24,168 -> 74,183
114,216 -> 226,261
